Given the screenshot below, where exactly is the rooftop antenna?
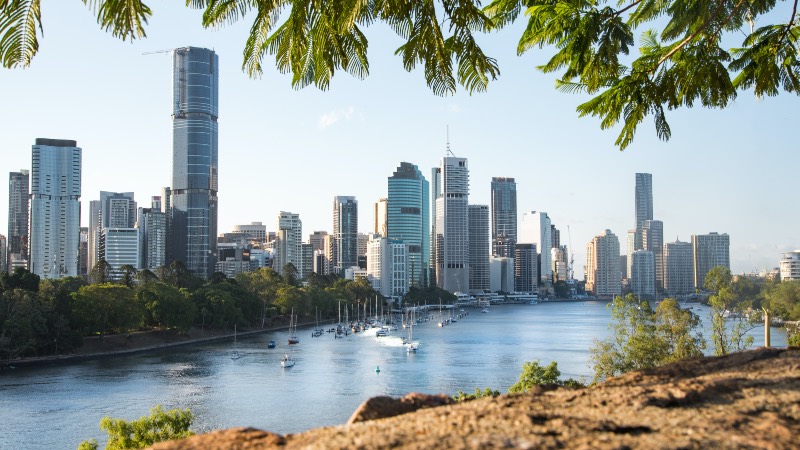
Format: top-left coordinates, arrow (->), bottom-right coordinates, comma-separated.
446,125 -> 456,156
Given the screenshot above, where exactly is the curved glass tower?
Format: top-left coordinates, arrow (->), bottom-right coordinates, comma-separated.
170,47 -> 218,279
387,162 -> 429,288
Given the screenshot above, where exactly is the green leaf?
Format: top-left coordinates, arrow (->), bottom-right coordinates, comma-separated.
0,0 -> 42,68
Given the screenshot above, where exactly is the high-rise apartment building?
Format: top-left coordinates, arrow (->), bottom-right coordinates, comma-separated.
0,234 -> 7,273
332,196 -> 358,275
585,229 -> 621,297
520,211 -> 552,285
642,219 -> 664,290
374,198 -> 388,237
431,156 -> 469,293
29,139 -> 81,279
490,177 -> 517,257
635,173 -> 653,231
78,227 -> 88,276
387,162 -> 430,288
468,204 -> 490,292
139,196 -> 167,270
515,243 -> 538,293
663,240 -> 694,295
780,250 -> 800,281
169,47 -> 219,279
366,234 -> 409,298
89,191 -> 137,273
8,170 -> 29,271
630,250 -> 655,298
230,222 -> 267,242
692,232 -> 730,289
100,228 -> 141,279
274,212 -> 302,277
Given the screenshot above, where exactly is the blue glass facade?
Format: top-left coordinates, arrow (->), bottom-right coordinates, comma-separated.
387,162 -> 429,288
170,47 -> 218,279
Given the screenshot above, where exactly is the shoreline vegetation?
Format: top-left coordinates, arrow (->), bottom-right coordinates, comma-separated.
0,317 -> 324,370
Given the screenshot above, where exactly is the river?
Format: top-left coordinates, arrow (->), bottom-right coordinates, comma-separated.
0,301 -> 787,449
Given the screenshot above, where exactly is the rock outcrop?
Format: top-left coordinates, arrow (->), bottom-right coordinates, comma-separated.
150,347 -> 800,449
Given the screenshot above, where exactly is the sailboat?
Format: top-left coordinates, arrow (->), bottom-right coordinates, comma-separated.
231,324 -> 243,359
288,308 -> 300,344
280,353 -> 295,368
406,309 -> 418,353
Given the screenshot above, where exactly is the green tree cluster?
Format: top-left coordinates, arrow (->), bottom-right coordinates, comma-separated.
3,0 -> 798,149
590,294 -> 705,383
509,360 -> 584,393
78,405 -> 194,450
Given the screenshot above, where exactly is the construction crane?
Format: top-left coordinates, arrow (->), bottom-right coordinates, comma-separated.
567,225 -> 575,282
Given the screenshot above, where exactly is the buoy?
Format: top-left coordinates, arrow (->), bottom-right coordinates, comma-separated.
375,366 -> 381,373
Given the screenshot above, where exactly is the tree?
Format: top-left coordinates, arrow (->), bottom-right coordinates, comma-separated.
89,259 -> 113,285
78,405 -> 194,450
135,282 -> 195,332
3,1 -> 797,149
0,267 -> 40,293
508,360 -> 583,393
704,266 -> 757,355
118,265 -> 138,288
71,284 -> 142,337
590,294 -> 704,383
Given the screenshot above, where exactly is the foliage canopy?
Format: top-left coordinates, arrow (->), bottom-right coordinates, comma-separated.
1,0 -> 798,148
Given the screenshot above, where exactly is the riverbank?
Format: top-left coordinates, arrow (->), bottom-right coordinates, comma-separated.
1,317 -> 326,370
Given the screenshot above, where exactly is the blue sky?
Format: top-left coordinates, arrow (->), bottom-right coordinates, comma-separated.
1,2 -> 797,278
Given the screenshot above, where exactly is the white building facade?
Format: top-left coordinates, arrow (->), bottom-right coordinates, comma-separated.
779,250 -> 800,281
630,250 -> 655,298
431,156 -> 470,293
585,229 -> 621,297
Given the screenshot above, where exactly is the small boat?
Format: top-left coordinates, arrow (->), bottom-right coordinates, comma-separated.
267,340 -> 276,349
481,308 -> 489,313
376,329 -> 387,337
288,308 -> 300,344
230,351 -> 242,360
281,354 -> 295,368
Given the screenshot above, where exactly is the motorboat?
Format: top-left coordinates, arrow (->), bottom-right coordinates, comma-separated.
281,354 -> 295,368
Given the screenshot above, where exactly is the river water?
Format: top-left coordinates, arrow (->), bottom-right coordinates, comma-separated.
0,301 -> 787,449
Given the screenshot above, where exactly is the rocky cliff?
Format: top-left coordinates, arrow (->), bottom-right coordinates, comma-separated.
150,347 -> 799,449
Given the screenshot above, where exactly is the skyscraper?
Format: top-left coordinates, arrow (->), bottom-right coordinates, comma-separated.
431,155 -> 469,293
139,196 -> 167,270
490,177 -> 517,257
169,47 -> 219,279
663,240 -> 694,296
387,162 -> 430,288
515,243 -> 538,293
29,139 -> 81,279
692,232 -> 730,289
89,191 -> 137,273
374,197 -> 388,237
635,173 -> 653,231
585,229 -> 621,297
642,219 -> 664,290
630,250 -> 655,298
333,196 -> 358,274
274,212 -> 302,277
468,204 -> 490,292
7,170 -> 29,271
520,211 -> 552,285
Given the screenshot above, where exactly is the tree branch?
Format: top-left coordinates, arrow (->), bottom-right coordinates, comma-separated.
655,0 -> 738,67
615,0 -> 644,18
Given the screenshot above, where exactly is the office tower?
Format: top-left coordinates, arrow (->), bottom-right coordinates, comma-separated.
552,246 -> 568,282
139,196 -> 167,270
8,170 -> 29,271
515,243 -> 538,293
0,234 -> 6,273
431,155 -> 469,293
89,191 -> 137,273
625,229 -> 638,280
635,173 -> 653,231
367,234 -> 409,298
642,219 -> 664,290
780,250 -> 800,281
230,222 -> 267,242
332,196 -> 358,275
161,186 -> 172,263
663,240 -> 694,295
468,204 -> 490,292
692,232 -> 730,289
29,139 -> 81,279
520,211 -> 552,285
274,212 -> 302,277
630,250 -> 655,298
169,47 -> 219,279
374,198 -> 388,237
490,256 -> 515,293
585,229 -> 621,297
551,224 -> 561,249
100,228 -> 141,279
490,177 -> 517,257
308,231 -> 328,253
387,162 -> 430,288
300,243 -> 313,279
78,227 -> 88,276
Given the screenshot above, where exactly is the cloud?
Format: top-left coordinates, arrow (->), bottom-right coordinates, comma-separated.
318,106 -> 356,129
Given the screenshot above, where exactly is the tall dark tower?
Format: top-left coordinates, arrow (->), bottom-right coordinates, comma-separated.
169,47 -> 219,279
490,177 -> 517,257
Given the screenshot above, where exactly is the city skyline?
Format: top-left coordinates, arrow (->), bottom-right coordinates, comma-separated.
1,3 -> 797,278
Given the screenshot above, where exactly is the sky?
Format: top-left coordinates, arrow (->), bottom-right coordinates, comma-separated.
0,2 -> 797,279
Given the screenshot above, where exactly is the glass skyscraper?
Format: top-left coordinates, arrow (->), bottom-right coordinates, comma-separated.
29,139 -> 82,279
387,162 -> 430,288
7,169 -> 29,271
635,173 -> 653,231
333,196 -> 358,274
490,177 -> 517,257
432,156 -> 470,293
169,47 -> 219,279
